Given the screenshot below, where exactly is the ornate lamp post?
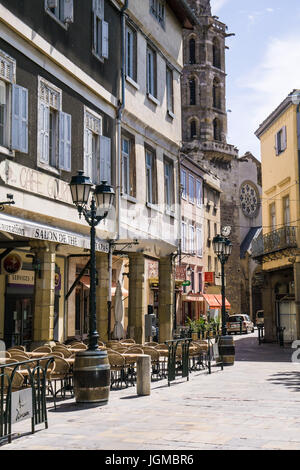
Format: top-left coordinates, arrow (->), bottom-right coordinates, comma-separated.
212,229 -> 232,336
69,171 -> 115,404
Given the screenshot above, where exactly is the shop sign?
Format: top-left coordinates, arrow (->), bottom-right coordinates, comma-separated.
0,160 -> 73,205
182,280 -> 191,287
0,214 -> 109,253
11,388 -> 33,424
175,265 -> 186,281
2,253 -> 22,275
8,270 -> 35,286
204,272 -> 214,283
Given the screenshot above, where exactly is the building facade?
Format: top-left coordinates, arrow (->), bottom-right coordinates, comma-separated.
180,0 -> 240,314
0,0 -> 197,348
253,91 -> 300,343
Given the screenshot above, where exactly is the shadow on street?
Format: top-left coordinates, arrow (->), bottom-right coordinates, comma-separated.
267,371 -> 300,392
233,333 -> 292,363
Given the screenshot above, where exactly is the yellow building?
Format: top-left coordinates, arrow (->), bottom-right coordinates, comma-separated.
253,90 -> 300,343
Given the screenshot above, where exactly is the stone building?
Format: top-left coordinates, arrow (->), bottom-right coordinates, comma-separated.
181,0 -> 240,314
238,152 -> 262,321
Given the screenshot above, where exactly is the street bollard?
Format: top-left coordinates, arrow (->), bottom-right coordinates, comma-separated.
136,355 -> 151,396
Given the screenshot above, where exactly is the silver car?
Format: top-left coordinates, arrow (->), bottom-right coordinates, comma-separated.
226,314 -> 255,335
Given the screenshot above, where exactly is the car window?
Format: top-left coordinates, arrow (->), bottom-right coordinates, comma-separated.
228,316 -> 243,322
257,312 -> 264,318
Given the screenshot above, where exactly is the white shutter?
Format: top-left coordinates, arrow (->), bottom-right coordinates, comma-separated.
63,0 -> 74,23
100,135 -> 111,184
11,84 -> 28,153
282,125 -> 287,151
84,128 -> 93,180
93,0 -> 104,17
38,101 -> 49,164
47,0 -> 58,8
59,111 -> 71,171
102,21 -> 109,59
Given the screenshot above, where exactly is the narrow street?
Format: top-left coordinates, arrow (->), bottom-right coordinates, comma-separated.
3,333 -> 300,451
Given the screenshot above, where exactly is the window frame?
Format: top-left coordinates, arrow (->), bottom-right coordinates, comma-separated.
92,0 -> 109,62
45,0 -> 73,29
164,157 -> 174,209
84,106 -> 103,185
189,174 -> 195,204
146,45 -> 157,99
181,169 -> 187,200
145,146 -> 157,205
125,23 -> 137,83
196,226 -> 203,258
196,179 -> 203,207
150,0 -> 165,28
166,66 -> 174,116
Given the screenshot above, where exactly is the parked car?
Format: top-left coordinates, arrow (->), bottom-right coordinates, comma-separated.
226,314 -> 255,335
255,310 -> 264,326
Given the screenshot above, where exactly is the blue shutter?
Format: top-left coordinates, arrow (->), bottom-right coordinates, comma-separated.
102,20 -> 109,59
100,135 -> 111,184
59,111 -> 71,171
11,84 -> 28,153
63,0 -> 74,23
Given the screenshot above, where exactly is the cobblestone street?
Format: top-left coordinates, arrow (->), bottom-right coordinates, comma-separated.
2,333 -> 300,451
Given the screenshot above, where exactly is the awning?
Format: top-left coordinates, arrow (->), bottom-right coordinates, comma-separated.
203,294 -> 221,309
80,278 -> 128,297
203,294 -> 231,309
214,295 -> 231,309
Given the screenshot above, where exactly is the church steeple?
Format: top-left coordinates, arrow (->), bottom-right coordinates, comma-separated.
188,0 -> 211,16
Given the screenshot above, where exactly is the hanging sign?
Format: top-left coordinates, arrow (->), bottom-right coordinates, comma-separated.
2,253 -> 22,275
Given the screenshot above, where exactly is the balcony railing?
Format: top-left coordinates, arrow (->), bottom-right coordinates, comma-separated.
252,226 -> 297,259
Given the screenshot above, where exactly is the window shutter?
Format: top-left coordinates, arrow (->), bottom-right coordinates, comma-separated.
63,0 -> 74,23
93,0 -> 104,16
47,0 -> 58,8
59,111 -> 72,171
275,132 -> 279,156
38,101 -> 49,164
11,84 -> 28,153
84,128 -> 93,180
282,125 -> 287,151
100,135 -> 111,184
102,20 -> 109,59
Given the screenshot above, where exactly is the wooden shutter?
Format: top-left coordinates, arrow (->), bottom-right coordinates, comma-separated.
63,0 -> 74,23
275,132 -> 279,156
84,128 -> 93,180
59,111 -> 71,171
38,101 -> 49,164
102,21 -> 109,59
282,125 -> 287,151
11,84 -> 28,153
100,135 -> 111,184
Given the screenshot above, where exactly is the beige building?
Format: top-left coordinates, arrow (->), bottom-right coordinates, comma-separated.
253,91 -> 300,343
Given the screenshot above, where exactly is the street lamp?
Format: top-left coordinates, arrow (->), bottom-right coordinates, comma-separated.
69,171 -> 115,405
212,233 -> 232,336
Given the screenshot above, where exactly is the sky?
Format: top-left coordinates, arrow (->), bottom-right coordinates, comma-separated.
210,0 -> 300,159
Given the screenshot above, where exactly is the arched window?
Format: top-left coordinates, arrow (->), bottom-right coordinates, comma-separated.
212,38 -> 221,69
190,120 -> 197,139
213,118 -> 222,141
213,78 -> 221,109
189,38 -> 196,64
189,78 -> 196,105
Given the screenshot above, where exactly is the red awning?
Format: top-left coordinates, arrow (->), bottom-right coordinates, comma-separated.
203,294 -> 231,309
214,295 -> 231,309
203,294 -> 221,309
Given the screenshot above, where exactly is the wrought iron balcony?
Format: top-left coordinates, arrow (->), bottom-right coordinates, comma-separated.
252,226 -> 298,260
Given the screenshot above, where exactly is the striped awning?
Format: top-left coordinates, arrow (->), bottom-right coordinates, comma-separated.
203,294 -> 231,309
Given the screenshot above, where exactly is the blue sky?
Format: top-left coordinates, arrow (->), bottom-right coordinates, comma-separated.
210,0 -> 300,159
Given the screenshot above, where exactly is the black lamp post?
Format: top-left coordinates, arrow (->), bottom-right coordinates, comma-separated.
69,171 -> 115,404
212,234 -> 232,336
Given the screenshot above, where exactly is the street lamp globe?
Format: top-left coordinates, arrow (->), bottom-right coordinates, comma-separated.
94,181 -> 115,214
224,238 -> 233,257
212,234 -> 225,256
69,170 -> 93,208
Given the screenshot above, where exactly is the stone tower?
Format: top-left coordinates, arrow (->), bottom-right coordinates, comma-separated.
181,0 -> 241,314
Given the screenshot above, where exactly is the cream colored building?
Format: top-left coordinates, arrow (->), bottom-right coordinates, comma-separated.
253,90 -> 300,343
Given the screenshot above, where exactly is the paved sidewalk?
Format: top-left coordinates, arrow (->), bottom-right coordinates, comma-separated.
3,333 -> 300,450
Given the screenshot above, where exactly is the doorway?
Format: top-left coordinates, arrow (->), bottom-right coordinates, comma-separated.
4,296 -> 33,348
75,284 -> 89,338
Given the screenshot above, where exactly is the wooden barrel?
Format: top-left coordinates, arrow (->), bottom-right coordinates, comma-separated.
217,335 -> 235,366
73,350 -> 110,404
